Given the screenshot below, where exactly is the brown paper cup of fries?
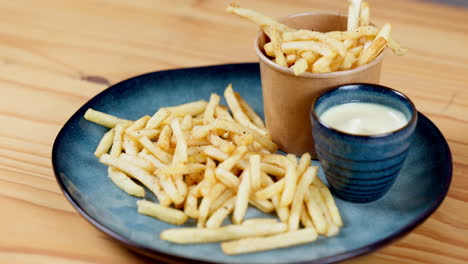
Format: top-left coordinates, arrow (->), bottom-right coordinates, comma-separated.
255,12 -> 385,158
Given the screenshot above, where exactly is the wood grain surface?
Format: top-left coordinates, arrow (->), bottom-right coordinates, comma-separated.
1,0 -> 467,263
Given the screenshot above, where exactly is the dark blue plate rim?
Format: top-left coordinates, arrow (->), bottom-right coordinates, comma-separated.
51,62 -> 453,264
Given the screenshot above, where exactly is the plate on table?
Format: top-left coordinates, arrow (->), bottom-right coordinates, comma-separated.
52,63 -> 452,264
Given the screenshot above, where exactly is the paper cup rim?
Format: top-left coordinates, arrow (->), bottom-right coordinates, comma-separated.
254,11 -> 386,79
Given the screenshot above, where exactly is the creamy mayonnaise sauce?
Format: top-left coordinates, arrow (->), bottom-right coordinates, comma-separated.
319,102 -> 408,135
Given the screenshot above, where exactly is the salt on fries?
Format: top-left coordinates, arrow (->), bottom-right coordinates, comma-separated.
227,1 -> 407,75
84,85 -> 342,255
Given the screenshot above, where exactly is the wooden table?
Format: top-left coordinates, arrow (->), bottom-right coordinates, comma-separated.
1,0 -> 467,263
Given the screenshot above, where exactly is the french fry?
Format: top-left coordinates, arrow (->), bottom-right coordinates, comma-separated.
309,186 -> 339,237
280,158 -> 297,207
110,123 -> 129,157
301,51 -> 319,66
119,153 -> 155,172
156,163 -> 205,175
138,152 -> 167,170
269,26 -> 288,67
214,106 -> 235,121
218,146 -> 248,171
283,30 -> 346,56
312,55 -> 335,73
166,100 -> 208,117
215,167 -> 240,189
107,167 -> 145,197
127,128 -> 161,141
357,37 -> 387,66
272,193 -> 289,223
170,119 -> 188,165
156,125 -> 172,151
205,196 -> 237,228
126,115 -> 151,133
224,84 -> 268,136
195,158 -> 213,195
291,58 -> 309,76
347,0 -> 362,31
359,2 -> 370,26
232,170 -> 251,224
255,179 -> 284,200
204,93 -> 221,125
286,53 -> 298,67
94,128 -> 114,158
210,189 -> 235,213
139,136 -> 172,164
184,185 -> 200,218
137,199 -> 188,225
122,135 -> 140,155
314,179 -> 343,227
249,155 -> 262,191
226,4 -> 293,33
327,26 -> 378,40
162,222 -> 287,244
158,174 -> 184,205
297,153 -> 312,177
249,196 -> 275,213
221,228 -> 317,255
198,182 -> 226,227
181,115 -> 193,131
281,41 -> 336,57
304,186 -> 328,235
375,23 -> 392,41
174,174 -> 187,202
213,119 -> 277,153
84,108 -> 129,128
261,163 -> 285,178
235,92 -> 266,129
209,133 -> 235,153
203,146 -> 229,162
289,166 -> 317,230
388,37 -> 408,55
263,42 -> 275,57
300,204 -> 315,228
146,108 -> 170,129
241,218 -> 278,226
100,154 -> 171,206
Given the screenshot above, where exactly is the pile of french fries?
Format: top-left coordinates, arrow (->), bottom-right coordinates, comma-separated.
227,1 -> 407,75
84,85 -> 342,255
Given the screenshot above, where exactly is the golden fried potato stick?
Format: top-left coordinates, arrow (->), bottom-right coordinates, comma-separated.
347,0 -> 362,31
233,170 -> 251,224
359,2 -> 370,26
137,199 -> 188,225
224,84 -> 268,135
204,93 -> 221,125
100,154 -> 171,206
94,128 -> 114,158
146,108 -> 170,129
221,228 -> 317,255
205,196 -> 237,228
107,167 -> 145,197
291,58 -> 309,76
162,222 -> 287,244
84,108 -> 130,128
235,92 -> 266,129
357,37 -> 387,66
289,166 -> 317,230
283,30 -> 346,56
170,118 -> 188,165
226,4 -> 293,33
166,100 -> 208,117
281,40 -> 336,57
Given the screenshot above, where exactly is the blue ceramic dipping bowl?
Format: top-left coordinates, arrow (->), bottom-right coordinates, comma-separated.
310,83 -> 418,203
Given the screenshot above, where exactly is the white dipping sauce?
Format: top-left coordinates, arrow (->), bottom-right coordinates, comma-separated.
319,102 -> 408,135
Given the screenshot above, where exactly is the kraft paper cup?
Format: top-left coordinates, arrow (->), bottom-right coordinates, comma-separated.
254,12 -> 385,158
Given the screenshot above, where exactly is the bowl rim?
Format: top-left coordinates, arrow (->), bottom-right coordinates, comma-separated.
253,11 -> 386,79
310,83 -> 418,139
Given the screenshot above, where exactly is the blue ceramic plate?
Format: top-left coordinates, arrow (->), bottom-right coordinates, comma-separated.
52,63 -> 452,264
